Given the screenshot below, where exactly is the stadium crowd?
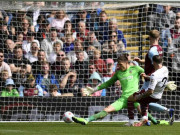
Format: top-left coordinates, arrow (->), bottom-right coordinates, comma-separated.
0,2 -> 179,97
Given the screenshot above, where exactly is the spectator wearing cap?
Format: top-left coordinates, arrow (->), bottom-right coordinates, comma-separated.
18,74 -> 43,97
8,46 -> 31,73
0,49 -> 12,77
50,10 -> 70,32
41,27 -> 63,57
22,31 -> 40,54
1,78 -> 19,97
48,41 -> 62,64
25,41 -> 40,63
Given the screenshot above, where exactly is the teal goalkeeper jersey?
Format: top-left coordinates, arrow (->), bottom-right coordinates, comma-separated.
98,66 -> 144,98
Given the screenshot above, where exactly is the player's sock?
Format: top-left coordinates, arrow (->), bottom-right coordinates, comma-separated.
149,103 -> 168,113
86,111 -> 108,122
148,113 -> 158,125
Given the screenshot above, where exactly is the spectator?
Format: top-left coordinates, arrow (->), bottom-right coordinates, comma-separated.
102,58 -> 117,96
94,11 -> 109,43
36,61 -> 60,96
51,50 -> 66,75
71,9 -> 91,31
0,70 -> 10,91
48,41 -> 62,64
25,41 -> 40,63
59,71 -> 81,96
63,34 -> 74,54
14,32 -> 24,46
67,39 -> 88,64
88,63 -> 97,75
41,27 -> 63,57
10,10 -> 34,34
60,20 -> 76,42
1,78 -> 19,97
81,71 -> 102,96
18,74 -> 43,97
76,21 -> 89,41
104,18 -> 127,48
8,46 -> 31,73
49,84 -> 61,97
157,5 -> 176,50
101,40 -> 119,62
51,10 -> 70,32
84,31 -> 101,51
12,64 -> 29,88
86,45 -> 97,61
36,19 -> 51,42
31,50 -> 47,76
170,17 -> 180,42
74,50 -> 89,84
3,39 -> 15,62
22,31 -> 40,54
91,49 -> 107,76
59,57 -> 72,79
0,49 -> 12,77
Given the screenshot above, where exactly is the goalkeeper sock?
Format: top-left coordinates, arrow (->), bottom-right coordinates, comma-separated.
86,111 -> 108,122
148,113 -> 158,125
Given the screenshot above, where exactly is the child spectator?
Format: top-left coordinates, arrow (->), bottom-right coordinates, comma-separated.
0,70 -> 10,91
63,34 -> 74,54
1,78 -> 19,97
81,71 -> 102,96
49,84 -> 61,97
91,49 -> 107,76
18,74 -> 43,97
60,20 -> 76,42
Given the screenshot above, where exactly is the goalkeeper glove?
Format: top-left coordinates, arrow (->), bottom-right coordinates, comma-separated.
83,86 -> 99,96
165,81 -> 177,91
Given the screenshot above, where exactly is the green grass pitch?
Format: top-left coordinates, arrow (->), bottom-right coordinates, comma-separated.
0,122 -> 180,135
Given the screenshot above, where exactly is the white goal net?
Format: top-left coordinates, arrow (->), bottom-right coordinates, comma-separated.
0,0 -> 179,122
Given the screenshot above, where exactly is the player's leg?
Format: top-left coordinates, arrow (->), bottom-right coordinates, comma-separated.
149,103 -> 174,125
73,97 -> 126,125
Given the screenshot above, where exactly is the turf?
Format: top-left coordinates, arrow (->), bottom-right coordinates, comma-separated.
0,122 -> 180,135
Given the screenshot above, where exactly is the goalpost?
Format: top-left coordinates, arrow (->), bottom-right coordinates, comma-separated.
0,0 -> 179,122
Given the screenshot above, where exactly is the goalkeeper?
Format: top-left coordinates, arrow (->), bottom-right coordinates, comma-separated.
72,54 -> 144,125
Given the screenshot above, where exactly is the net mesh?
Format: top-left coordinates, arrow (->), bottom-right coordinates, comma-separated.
0,1 -> 180,122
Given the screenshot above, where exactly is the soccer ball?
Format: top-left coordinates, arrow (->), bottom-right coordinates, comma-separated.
63,111 -> 74,123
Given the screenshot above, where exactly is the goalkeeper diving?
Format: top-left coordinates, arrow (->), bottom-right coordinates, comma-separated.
72,53 -> 177,126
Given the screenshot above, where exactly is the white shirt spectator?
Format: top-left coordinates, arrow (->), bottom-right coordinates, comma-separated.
22,40 -> 40,54
25,52 -> 38,63
51,17 -> 70,32
67,51 -> 88,64
0,62 -> 12,77
48,52 -> 57,64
